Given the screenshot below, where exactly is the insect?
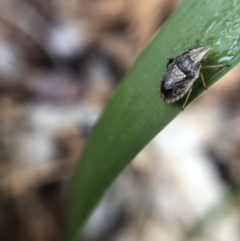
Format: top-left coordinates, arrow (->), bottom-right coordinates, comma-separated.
160,45 -> 229,110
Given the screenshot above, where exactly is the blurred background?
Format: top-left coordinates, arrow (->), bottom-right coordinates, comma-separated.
0,0 -> 240,241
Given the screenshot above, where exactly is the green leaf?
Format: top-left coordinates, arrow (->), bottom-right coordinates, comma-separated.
68,0 -> 240,240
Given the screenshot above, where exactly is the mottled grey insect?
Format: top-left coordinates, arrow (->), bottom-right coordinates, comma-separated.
160,45 -> 228,110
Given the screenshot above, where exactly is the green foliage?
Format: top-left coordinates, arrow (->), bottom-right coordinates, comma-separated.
68,0 -> 240,240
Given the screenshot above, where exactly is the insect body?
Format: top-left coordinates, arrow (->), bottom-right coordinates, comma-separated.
160,46 -> 227,110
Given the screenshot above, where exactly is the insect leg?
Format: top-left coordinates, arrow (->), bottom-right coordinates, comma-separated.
182,87 -> 192,111
200,73 -> 207,90
166,58 -> 174,67
189,40 -> 200,49
202,64 -> 230,69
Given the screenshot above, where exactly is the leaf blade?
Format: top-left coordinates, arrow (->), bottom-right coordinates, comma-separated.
68,0 -> 240,240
